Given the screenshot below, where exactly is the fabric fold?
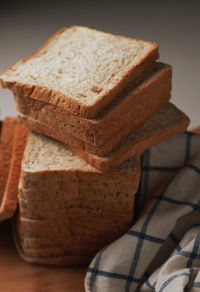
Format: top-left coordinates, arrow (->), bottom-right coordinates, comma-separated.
85,132 -> 200,292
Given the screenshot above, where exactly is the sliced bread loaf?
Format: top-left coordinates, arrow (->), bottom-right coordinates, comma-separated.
14,62 -> 171,146
0,120 -> 29,221
18,102 -> 190,171
0,26 -> 158,118
14,207 -> 133,265
14,132 -> 141,265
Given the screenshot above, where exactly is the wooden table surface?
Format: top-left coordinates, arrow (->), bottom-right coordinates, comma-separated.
0,220 -> 87,292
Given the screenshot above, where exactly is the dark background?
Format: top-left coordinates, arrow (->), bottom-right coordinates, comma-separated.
0,0 -> 199,128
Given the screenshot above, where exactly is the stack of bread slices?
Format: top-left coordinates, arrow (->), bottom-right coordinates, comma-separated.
0,26 -> 190,266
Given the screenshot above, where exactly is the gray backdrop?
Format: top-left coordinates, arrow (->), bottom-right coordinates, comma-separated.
0,0 -> 199,128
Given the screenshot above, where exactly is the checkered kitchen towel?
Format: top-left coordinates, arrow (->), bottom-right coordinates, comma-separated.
85,132 -> 200,292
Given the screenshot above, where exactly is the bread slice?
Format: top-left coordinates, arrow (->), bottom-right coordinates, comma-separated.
0,120 -> 29,221
84,103 -> 190,170
14,62 -> 171,147
14,131 -> 141,265
0,120 -> 2,135
16,89 -> 168,157
18,102 -> 190,171
13,223 -> 93,266
0,26 -> 158,118
14,206 -> 133,265
0,118 -> 17,213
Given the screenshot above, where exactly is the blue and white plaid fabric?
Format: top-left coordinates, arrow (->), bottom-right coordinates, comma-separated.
85,132 -> 200,292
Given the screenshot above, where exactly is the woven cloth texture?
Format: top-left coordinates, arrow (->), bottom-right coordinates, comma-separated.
85,132 -> 200,292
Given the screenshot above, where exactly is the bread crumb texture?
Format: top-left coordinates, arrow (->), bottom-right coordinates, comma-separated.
23,133 -> 95,172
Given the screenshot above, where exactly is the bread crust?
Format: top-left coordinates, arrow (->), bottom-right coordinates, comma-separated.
18,93 -> 170,157
84,115 -> 190,171
0,120 -> 29,221
15,62 -> 172,147
73,104 -> 190,170
18,103 -> 190,171
0,26 -> 159,118
0,120 -> 2,135
0,118 -> 17,220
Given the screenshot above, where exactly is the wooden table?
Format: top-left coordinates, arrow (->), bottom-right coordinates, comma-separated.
0,220 -> 87,292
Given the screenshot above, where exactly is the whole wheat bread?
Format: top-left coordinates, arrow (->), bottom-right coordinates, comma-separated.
14,207 -> 133,265
14,62 -> 171,146
14,132 -> 141,265
0,120 -> 29,221
18,102 -> 190,171
0,26 -> 158,118
0,118 -> 17,217
17,90 -> 170,157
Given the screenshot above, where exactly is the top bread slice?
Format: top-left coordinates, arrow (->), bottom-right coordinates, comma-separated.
14,62 -> 171,147
0,119 -> 29,221
0,26 -> 158,118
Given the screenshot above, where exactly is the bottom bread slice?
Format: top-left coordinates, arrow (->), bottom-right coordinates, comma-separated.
14,132 -> 141,266
15,207 -> 133,258
18,102 -> 190,171
13,221 -> 92,266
